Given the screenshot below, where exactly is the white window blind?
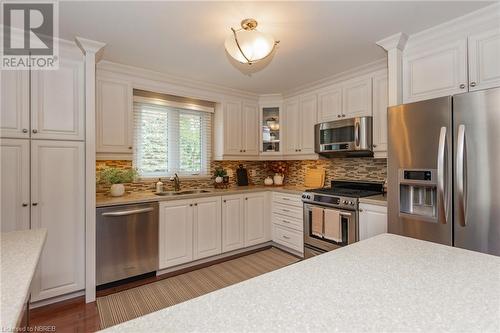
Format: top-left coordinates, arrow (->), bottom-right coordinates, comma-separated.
133,99 -> 212,178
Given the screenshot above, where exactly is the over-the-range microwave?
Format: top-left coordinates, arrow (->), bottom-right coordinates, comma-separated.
314,116 -> 373,157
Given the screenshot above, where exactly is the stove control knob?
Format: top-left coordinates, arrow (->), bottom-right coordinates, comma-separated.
302,194 -> 306,199
307,195 -> 311,199
343,200 -> 348,204
350,202 -> 355,206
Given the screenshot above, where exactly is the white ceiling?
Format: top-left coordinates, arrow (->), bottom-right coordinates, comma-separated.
60,1 -> 492,94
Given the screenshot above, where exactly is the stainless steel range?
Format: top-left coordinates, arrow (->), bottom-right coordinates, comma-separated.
302,180 -> 384,258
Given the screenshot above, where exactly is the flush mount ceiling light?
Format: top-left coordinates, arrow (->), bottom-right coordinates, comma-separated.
224,18 -> 279,65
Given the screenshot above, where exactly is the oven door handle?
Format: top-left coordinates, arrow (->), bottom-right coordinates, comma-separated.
339,212 -> 352,217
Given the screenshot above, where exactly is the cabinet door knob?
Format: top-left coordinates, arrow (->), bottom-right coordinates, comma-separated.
194,203 -> 198,206
337,115 -> 341,118
245,198 -> 248,200
342,114 -> 346,118
223,200 -> 226,203
22,129 -> 28,133
470,82 -> 477,87
373,144 -> 377,148
359,208 -> 363,212
32,129 -> 38,134
32,202 -> 38,206
22,203 -> 28,207
459,84 -> 466,89
128,146 -> 132,150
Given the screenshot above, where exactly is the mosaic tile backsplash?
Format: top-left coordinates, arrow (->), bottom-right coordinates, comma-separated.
96,158 -> 387,194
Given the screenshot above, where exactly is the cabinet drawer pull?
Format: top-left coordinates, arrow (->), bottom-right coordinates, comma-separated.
282,235 -> 291,240
282,219 -> 290,224
281,198 -> 290,201
282,209 -> 290,212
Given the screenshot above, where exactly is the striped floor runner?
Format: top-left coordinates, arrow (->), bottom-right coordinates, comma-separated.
97,248 -> 300,329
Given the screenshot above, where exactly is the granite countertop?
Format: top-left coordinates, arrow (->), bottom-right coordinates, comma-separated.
1,228 -> 47,330
101,233 -> 500,332
359,193 -> 387,206
96,185 -> 310,207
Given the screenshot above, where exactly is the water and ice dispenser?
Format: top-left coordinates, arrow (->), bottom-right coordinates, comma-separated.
399,169 -> 438,222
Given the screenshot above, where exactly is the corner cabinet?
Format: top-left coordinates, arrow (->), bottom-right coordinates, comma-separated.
96,78 -> 133,155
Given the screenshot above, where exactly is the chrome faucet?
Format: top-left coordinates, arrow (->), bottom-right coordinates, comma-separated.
170,173 -> 181,191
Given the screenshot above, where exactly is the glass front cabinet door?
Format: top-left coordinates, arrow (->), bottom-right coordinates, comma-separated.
261,106 -> 281,154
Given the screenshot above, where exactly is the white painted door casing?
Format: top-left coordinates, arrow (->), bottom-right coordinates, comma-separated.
372,72 -> 389,156
221,195 -> 245,252
468,28 -> 500,91
359,203 -> 387,241
244,192 -> 270,247
0,139 -> 30,232
159,200 -> 194,269
403,39 -> 468,103
31,59 -> 85,141
30,140 -> 85,301
96,78 -> 133,153
193,196 -> 222,260
0,71 -> 30,139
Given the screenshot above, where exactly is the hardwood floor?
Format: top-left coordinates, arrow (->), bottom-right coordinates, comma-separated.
28,246 -> 296,333
29,296 -> 100,333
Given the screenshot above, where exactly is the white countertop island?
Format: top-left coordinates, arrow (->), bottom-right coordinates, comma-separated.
102,234 -> 500,332
1,228 -> 47,330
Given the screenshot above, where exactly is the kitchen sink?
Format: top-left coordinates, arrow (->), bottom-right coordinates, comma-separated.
155,189 -> 212,196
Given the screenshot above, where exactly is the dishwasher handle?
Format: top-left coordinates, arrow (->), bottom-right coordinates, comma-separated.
101,207 -> 154,217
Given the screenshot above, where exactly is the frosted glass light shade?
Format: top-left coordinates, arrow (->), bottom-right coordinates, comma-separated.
225,28 -> 276,64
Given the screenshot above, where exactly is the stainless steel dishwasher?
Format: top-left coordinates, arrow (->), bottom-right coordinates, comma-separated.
96,202 -> 158,285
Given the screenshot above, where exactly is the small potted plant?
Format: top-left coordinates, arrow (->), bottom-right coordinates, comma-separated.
99,167 -> 137,197
214,168 -> 227,184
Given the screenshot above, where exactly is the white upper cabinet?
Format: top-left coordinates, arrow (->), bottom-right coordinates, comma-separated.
468,28 -> 500,91
30,140 -> 85,301
96,78 -> 133,153
242,103 -> 259,155
0,139 -> 30,232
222,195 -> 245,252
299,94 -> 317,154
342,77 -> 372,118
318,86 -> 342,122
372,72 -> 388,157
283,98 -> 300,155
0,70 -> 29,139
193,196 -> 222,260
223,101 -> 243,155
403,39 -> 468,103
31,58 -> 85,141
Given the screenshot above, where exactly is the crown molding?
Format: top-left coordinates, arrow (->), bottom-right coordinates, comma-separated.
376,32 -> 408,51
75,37 -> 106,60
97,60 -> 259,101
283,58 -> 387,98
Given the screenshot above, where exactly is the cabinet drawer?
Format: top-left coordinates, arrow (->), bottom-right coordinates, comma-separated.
272,224 -> 303,253
272,202 -> 303,219
272,192 -> 302,207
272,213 -> 303,232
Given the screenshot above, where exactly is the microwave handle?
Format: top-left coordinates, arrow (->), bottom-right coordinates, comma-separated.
354,121 -> 360,147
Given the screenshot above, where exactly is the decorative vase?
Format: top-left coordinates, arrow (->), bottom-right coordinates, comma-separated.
273,173 -> 284,186
110,183 -> 125,197
215,176 -> 223,183
264,177 -> 274,186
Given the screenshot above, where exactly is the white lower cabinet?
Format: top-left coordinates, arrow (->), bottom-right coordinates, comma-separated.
271,193 -> 304,255
159,200 -> 194,269
222,195 -> 245,252
358,203 -> 387,241
0,139 -> 30,232
193,197 -> 222,260
244,192 -> 270,247
30,140 -> 85,301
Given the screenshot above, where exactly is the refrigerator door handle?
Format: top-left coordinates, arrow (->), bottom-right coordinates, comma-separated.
437,127 -> 448,224
456,124 -> 467,227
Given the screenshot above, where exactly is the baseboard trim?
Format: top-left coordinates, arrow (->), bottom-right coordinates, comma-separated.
30,290 -> 85,308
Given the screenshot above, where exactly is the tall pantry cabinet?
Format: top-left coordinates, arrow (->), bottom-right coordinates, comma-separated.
0,45 -> 86,302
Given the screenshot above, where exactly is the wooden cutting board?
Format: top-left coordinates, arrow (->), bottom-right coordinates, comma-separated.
304,168 -> 325,188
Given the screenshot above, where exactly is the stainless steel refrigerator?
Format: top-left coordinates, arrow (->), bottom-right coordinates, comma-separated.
388,87 -> 500,256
